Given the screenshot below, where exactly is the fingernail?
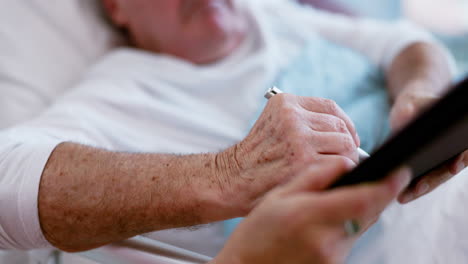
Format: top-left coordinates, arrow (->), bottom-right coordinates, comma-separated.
449,157 -> 465,175
401,192 -> 414,204
416,182 -> 430,197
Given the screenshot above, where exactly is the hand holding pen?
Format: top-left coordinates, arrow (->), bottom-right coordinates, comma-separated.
217,86 -> 368,215
265,86 -> 369,162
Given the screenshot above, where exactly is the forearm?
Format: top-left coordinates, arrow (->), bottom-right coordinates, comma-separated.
38,142 -> 239,252
386,42 -> 453,100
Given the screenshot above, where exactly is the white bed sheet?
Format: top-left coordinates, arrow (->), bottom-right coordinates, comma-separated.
348,168 -> 468,264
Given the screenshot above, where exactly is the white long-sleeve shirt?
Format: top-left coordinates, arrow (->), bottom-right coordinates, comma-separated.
0,0 -> 446,257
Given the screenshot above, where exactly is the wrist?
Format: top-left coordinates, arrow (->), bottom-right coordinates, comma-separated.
212,145 -> 252,218
387,42 -> 453,100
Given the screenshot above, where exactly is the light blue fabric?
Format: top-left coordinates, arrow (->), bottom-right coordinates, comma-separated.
334,0 -> 401,20
440,34 -> 468,77
274,40 -> 391,153
224,37 -> 392,237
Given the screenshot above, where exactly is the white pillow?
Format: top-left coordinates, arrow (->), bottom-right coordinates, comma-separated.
0,0 -> 121,128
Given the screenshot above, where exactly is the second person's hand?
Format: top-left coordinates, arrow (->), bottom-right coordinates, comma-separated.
390,85 -> 467,203
211,159 -> 411,264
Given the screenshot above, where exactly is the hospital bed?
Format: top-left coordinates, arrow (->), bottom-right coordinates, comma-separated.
68,237 -> 211,264
21,237 -> 210,264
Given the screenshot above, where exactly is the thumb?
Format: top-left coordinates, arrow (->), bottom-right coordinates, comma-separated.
390,101 -> 416,132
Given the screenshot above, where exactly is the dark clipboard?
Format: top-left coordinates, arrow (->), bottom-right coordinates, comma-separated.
331,76 -> 468,188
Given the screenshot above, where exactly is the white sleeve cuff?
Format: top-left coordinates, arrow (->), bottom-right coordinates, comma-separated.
378,20 -> 434,68
0,132 -> 64,249
379,20 -> 458,77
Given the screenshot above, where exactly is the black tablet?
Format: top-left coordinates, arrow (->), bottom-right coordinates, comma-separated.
331,76 -> 468,188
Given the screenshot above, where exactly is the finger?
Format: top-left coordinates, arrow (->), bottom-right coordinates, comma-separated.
281,157 -> 356,194
405,91 -> 439,110
448,150 -> 467,175
390,102 -> 416,131
390,93 -> 439,131
306,112 -> 353,136
298,97 -> 360,147
397,154 -> 465,204
317,167 -> 411,224
312,132 -> 359,164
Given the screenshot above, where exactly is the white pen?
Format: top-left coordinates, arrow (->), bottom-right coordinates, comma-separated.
264,86 -> 370,162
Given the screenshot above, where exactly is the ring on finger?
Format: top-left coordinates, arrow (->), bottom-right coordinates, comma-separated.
344,219 -> 360,237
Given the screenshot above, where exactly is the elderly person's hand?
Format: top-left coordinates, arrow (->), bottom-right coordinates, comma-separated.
218,94 -> 361,214
37,93 -> 362,251
211,159 -> 411,264
389,81 -> 467,203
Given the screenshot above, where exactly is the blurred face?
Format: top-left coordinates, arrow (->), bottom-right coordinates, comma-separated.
103,0 -> 247,64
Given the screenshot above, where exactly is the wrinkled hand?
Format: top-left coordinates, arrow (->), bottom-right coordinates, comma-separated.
218,94 -> 361,214
389,85 -> 467,203
212,159 -> 411,264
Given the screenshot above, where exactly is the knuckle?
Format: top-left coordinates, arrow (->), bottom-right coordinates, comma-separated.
340,136 -> 356,152
334,118 -> 348,133
323,98 -> 339,113
282,102 -> 302,118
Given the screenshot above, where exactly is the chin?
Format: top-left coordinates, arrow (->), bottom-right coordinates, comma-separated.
192,20 -> 246,64
157,25 -> 245,65
184,40 -> 238,65
171,7 -> 247,64
199,29 -> 246,64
